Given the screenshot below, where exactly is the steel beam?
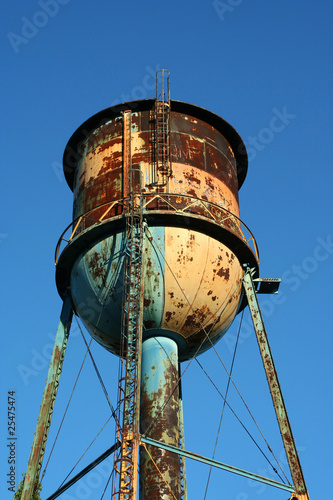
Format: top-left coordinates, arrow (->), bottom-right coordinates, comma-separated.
140,436 -> 294,494
45,442 -> 119,500
242,267 -> 310,500
20,293 -> 73,500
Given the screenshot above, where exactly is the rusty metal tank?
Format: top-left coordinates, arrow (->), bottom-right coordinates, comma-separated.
55,99 -> 258,361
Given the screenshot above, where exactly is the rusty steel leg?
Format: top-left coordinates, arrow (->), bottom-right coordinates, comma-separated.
20,294 -> 73,500
242,268 -> 310,500
178,375 -> 187,500
140,337 -> 181,500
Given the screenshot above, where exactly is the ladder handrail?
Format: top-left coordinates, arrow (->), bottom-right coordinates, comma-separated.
154,69 -> 171,185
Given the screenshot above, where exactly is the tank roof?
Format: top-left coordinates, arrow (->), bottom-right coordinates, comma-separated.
62,99 -> 248,190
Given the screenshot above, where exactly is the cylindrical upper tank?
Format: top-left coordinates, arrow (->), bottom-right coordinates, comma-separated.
56,99 -> 258,361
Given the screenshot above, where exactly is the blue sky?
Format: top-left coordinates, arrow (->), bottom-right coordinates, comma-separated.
1,1 -> 332,498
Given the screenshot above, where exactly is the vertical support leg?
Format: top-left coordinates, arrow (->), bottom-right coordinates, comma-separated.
242,268 -> 309,500
178,374 -> 187,500
140,337 -> 181,500
20,293 -> 73,500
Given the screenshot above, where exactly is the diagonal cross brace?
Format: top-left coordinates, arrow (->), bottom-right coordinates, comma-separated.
141,436 -> 294,493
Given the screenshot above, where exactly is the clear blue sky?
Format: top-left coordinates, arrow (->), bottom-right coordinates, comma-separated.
1,1 -> 332,498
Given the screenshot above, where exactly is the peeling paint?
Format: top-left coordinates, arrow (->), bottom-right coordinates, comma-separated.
140,337 -> 181,499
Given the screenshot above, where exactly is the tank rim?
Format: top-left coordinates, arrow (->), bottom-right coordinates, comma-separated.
62,98 -> 248,191
55,212 -> 259,300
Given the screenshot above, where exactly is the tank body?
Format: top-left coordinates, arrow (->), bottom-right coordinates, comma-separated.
56,99 -> 258,361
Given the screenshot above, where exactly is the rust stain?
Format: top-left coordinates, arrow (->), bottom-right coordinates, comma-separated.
187,188 -> 197,197
140,358 -> 180,499
183,305 -> 209,329
88,251 -> 105,280
96,136 -> 121,155
165,311 -> 172,322
205,176 -> 215,190
144,320 -> 155,329
183,168 -> 201,186
216,266 -> 230,280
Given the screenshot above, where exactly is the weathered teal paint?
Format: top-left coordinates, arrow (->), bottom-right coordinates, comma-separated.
141,436 -> 295,494
70,228 -> 167,355
140,337 -> 181,499
70,232 -> 127,352
20,294 -> 73,500
242,267 -> 309,500
142,226 -> 165,330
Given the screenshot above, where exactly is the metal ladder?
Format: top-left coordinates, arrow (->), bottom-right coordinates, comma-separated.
112,111 -> 144,500
154,69 -> 171,186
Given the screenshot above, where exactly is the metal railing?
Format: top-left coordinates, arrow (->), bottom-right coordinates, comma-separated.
55,193 -> 259,265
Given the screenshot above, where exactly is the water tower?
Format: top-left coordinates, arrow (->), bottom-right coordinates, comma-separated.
20,71 -> 309,500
